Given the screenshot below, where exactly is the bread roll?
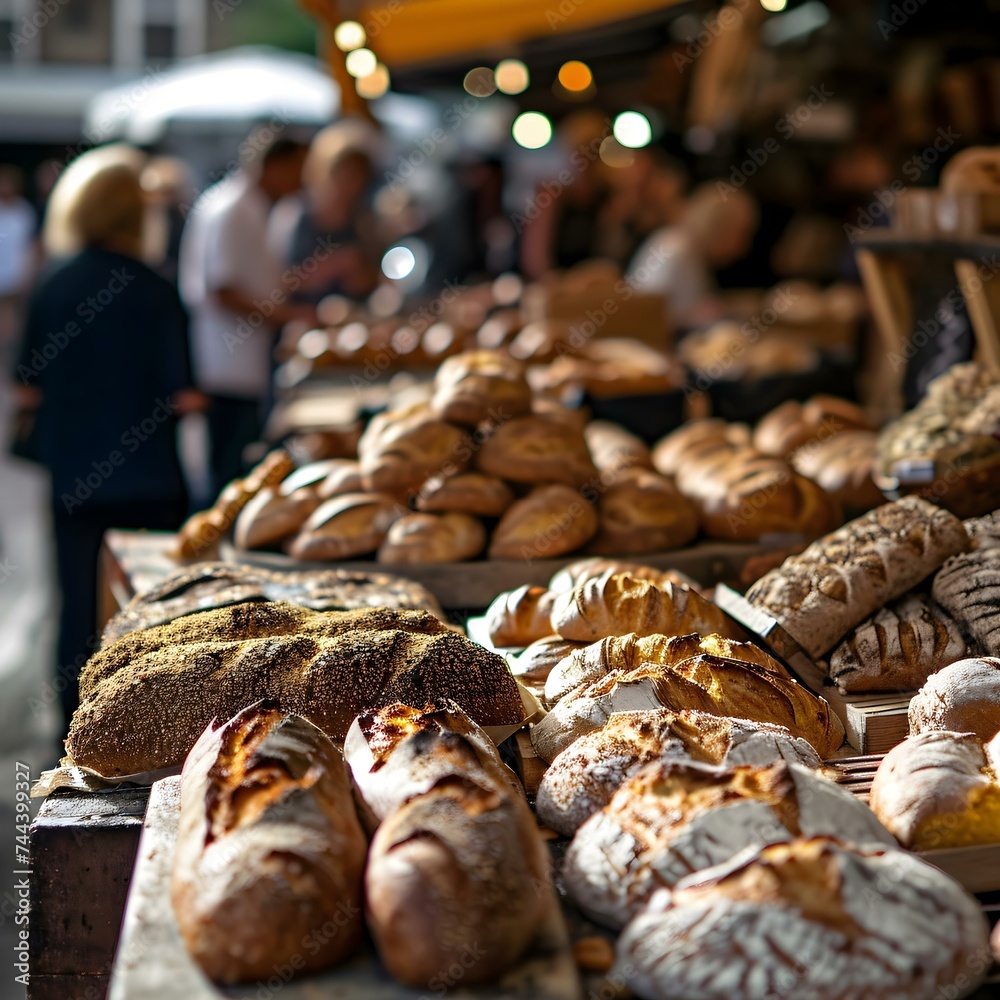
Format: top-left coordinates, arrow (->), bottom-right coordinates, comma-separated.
488,484 -> 598,560
68,604 -> 523,774
430,349 -> 533,426
588,469 -> 700,556
584,420 -> 654,475
288,493 -> 400,561
233,486 -> 320,551
352,705 -> 551,989
171,706 -> 367,982
277,459 -> 344,496
617,838 -> 990,1000
484,584 -> 557,647
753,396 -> 871,459
791,429 -> 885,514
476,414 -> 598,487
932,545 -> 1000,653
415,471 -> 514,517
746,497 -> 970,658
377,512 -> 485,564
531,655 -> 844,762
510,634 -> 585,685
564,760 -> 892,928
869,730 -> 1000,850
536,708 -> 821,837
907,657 -> 1000,741
544,631 -> 785,707
651,419 -> 748,478
316,459 -> 365,499
549,570 -> 741,644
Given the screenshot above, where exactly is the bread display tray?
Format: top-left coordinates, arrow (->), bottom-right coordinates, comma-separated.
109,777 -> 580,1000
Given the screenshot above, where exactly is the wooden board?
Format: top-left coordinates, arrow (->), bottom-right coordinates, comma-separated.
110,777 -> 581,1000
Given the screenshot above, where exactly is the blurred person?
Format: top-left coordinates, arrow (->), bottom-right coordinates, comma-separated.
11,144 -> 202,731
141,156 -> 196,286
628,182 -> 759,330
270,128 -> 379,302
0,166 -> 37,355
179,131 -> 312,497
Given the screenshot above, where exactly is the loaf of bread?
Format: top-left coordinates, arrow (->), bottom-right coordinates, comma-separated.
358,405 -> 472,498
101,562 -> 442,645
531,654 -> 845,762
484,584 -> 557,647
869,730 -> 1000,850
544,631 -> 785,706
963,510 -> 1000,550
827,593 -> 968,694
287,492 -> 400,561
547,557 -> 699,594
488,484 -> 598,560
791,430 -> 884,514
171,706 -> 367,982
651,419 -> 747,478
276,459 -> 342,496
932,545 -> 1000,653
907,657 -> 1000,742
68,603 -> 523,774
316,459 -> 365,499
430,350 -> 533,426
349,704 -> 551,989
510,634 -> 585,686
233,486 -> 320,551
536,708 -> 821,837
746,497 -> 970,658
584,420 -> 654,475
565,760 -> 892,929
376,511 -> 485,564
476,414 -> 598,487
617,838 -> 990,1000
415,471 -> 514,517
549,570 -> 742,644
588,469 -> 700,556
753,396 -> 871,459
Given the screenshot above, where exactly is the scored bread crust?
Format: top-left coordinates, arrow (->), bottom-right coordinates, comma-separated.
932,546 -> 1000,653
429,349 -> 533,427
415,471 -> 515,517
617,838 -> 990,1000
535,708 -> 821,837
171,707 -> 368,983
907,657 -> 1000,742
288,492 -> 401,561
488,484 -> 598,560
233,486 -> 320,551
563,760 -> 892,929
484,584 -> 557,647
746,497 -> 970,658
476,414 -> 598,487
376,511 -> 486,564
510,634 -> 585,685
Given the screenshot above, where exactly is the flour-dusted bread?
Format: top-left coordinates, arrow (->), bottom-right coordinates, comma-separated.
584,420 -> 654,475
536,709 -> 821,837
617,838 -> 990,1000
564,760 -> 892,929
354,704 -> 551,989
869,730 -> 1000,850
746,497 -> 970,658
790,429 -> 884,514
484,584 -> 557,647
487,484 -> 598,560
828,593 -> 968,693
68,603 -> 524,775
907,657 -> 1000,742
964,510 -> 1000,549
510,634 -> 585,686
933,545 -> 1000,653
530,654 -> 844,762
544,632 -> 785,706
550,570 -> 742,644
171,706 -> 368,983
548,557 -> 696,594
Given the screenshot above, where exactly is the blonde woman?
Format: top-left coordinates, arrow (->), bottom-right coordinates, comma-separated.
13,144 -> 201,731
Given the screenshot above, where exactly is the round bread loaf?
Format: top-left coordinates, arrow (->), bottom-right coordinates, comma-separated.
288,493 -> 400,561
790,429 -> 884,514
430,349 -> 533,426
908,657 -> 1000,741
377,512 -> 486,564
415,471 -> 514,517
584,421 -> 654,475
476,415 -> 598,487
488,484 -> 598,560
651,419 -> 746,478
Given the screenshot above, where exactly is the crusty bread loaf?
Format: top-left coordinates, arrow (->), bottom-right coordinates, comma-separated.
753,396 -> 871,459
316,459 -> 365,499
869,730 -> 1000,850
651,419 -> 747,478
171,706 -> 367,983
288,492 -> 400,561
544,631 -> 785,706
617,838 -> 990,1000
536,708 -> 821,837
415,471 -> 514,517
353,704 -> 551,989
510,634 -> 585,685
584,420 -> 654,475
68,603 -> 523,775
376,511 -> 486,564
932,545 -> 1000,653
476,414 -> 598,487
530,655 -> 845,762
828,593 -> 968,693
233,486 -> 319,551
547,557 -> 699,594
588,469 -> 700,556
484,584 -> 557,647
565,760 -> 892,928
430,349 -> 533,427
746,497 -> 970,658
791,429 -> 885,514
488,484 -> 598,560
907,657 -> 1000,741
277,459 -> 343,496
964,510 -> 1000,550
549,570 -> 742,644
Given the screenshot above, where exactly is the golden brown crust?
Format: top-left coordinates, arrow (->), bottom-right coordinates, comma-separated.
288,493 -> 400,561
584,421 -> 654,475
484,585 -> 557,647
488,484 -> 598,560
414,471 -> 514,517
753,396 -> 872,459
476,415 -> 598,487
790,430 -> 884,514
430,349 -> 533,426
651,420 -> 749,478
315,459 -> 365,499
376,512 -> 486,564
233,486 -> 320,551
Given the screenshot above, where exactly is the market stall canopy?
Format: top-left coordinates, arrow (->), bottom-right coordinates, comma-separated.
354,0 -> 687,68
84,47 -> 340,144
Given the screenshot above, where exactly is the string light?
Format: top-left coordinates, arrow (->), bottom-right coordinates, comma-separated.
511,111 -> 552,149
760,0 -> 788,10
495,59 -> 529,95
345,47 -> 377,79
333,21 -> 366,51
613,111 -> 652,148
357,63 -> 390,99
557,60 -> 593,92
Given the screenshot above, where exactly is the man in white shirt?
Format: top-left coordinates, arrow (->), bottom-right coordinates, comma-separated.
180,133 -> 311,495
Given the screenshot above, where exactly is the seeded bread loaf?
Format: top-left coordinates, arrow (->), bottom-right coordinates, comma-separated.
932,545 -> 1000,653
746,497 -> 969,658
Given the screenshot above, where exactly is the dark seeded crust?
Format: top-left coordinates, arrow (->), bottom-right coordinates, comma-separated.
70,603 -> 521,775
932,547 -> 1000,653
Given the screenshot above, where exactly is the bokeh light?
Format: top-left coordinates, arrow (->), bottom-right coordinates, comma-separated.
558,60 -> 593,92
381,246 -> 417,279
495,59 -> 530,95
760,0 -> 788,9
345,47 -> 377,78
356,63 -> 390,99
511,111 -> 552,149
613,110 -> 652,148
464,66 -> 497,97
333,21 -> 366,51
